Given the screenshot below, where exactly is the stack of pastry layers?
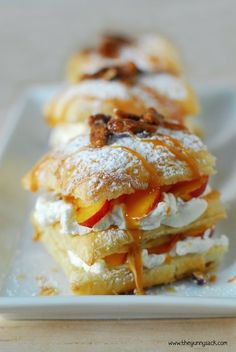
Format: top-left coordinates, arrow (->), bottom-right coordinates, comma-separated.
23,33 -> 228,295
46,34 -> 200,148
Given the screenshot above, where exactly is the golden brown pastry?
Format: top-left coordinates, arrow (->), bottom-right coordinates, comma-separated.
23,109 -> 227,295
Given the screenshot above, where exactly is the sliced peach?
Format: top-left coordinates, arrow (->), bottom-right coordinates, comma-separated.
190,177 -> 208,198
76,199 -> 111,228
148,228 -> 207,255
124,187 -> 161,219
148,234 -> 181,255
169,176 -> 208,200
104,253 -> 128,267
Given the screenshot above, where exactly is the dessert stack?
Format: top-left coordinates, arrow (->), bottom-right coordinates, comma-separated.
23,33 -> 228,295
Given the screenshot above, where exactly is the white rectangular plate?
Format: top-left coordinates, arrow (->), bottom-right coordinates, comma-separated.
0,85 -> 236,319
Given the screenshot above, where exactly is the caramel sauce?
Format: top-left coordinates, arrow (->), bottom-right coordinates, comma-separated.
141,85 -> 185,122
143,135 -> 200,179
111,136 -> 200,295
111,145 -> 160,188
111,145 -> 159,293
126,229 -> 144,295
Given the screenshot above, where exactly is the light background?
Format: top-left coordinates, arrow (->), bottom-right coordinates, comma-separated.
0,1 -> 236,348
0,0 -> 235,117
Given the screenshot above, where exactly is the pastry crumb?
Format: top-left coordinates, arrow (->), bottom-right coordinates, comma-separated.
39,286 -> 59,296
227,275 -> 236,283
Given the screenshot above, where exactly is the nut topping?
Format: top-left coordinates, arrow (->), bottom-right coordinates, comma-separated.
81,62 -> 140,81
98,34 -> 133,58
89,114 -> 110,148
89,108 -> 167,148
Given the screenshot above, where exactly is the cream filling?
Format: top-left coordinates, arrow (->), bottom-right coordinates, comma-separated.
34,194 -> 91,235
67,231 -> 228,273
139,193 -> 207,230
34,192 -> 208,236
67,250 -> 106,274
171,230 -> 229,256
67,249 -> 166,273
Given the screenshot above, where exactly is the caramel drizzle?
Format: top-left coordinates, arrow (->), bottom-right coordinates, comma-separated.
141,85 -> 186,122
111,145 -> 160,187
111,135 -> 200,294
127,229 -> 144,295
143,134 -> 200,179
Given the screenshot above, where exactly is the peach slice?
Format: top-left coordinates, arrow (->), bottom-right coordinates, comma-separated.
169,176 -> 208,200
76,199 -> 111,228
148,228 -> 207,255
104,253 -> 128,267
123,187 -> 161,220
148,234 -> 181,255
190,177 -> 208,198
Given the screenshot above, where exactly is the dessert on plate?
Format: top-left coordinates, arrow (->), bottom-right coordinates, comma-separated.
46,63 -> 199,147
23,108 -> 228,295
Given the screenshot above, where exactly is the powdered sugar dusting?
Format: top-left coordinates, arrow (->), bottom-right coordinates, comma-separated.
63,81 -> 130,100
45,126 -> 211,201
61,144 -> 149,197
157,127 -> 206,152
139,73 -> 187,100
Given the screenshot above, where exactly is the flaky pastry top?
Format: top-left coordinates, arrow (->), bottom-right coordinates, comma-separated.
23,109 -> 215,204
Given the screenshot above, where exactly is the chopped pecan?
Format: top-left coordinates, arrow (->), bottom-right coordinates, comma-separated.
108,117 -> 156,134
81,62 -> 139,81
98,33 -> 133,58
89,114 -> 110,147
142,108 -> 165,125
113,109 -> 141,121
89,108 -> 173,148
107,109 -> 158,134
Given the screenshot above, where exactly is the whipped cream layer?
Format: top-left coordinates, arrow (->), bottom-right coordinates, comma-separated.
34,192 -> 208,236
67,230 -> 229,274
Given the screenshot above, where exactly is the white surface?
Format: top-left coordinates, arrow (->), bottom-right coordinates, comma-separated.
0,85 -> 236,319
